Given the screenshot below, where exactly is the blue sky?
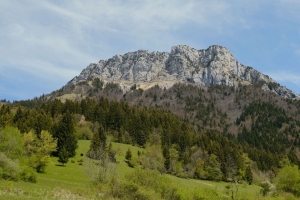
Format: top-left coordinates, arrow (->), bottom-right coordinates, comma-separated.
1,0 -> 300,101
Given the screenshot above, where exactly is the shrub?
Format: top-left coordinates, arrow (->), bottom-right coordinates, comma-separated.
274,165 -> 300,196
126,169 -> 181,200
86,158 -> 117,184
19,167 -> 37,183
76,126 -> 94,140
114,182 -> 154,200
0,152 -> 20,181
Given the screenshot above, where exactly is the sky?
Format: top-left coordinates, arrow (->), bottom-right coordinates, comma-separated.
1,0 -> 300,102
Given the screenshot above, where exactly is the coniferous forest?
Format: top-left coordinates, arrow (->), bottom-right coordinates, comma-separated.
1,83 -> 300,198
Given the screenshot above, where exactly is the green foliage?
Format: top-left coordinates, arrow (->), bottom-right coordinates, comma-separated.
111,181 -> 156,200
87,125 -> 108,160
267,82 -> 279,90
0,140 -> 265,199
245,166 -> 253,185
193,187 -> 223,200
274,165 -> 300,196
76,124 -> 94,140
53,111 -> 77,158
0,126 -> 39,182
236,101 -> 299,170
0,105 -> 12,128
138,144 -> 165,173
0,152 -> 20,181
125,148 -> 132,161
260,182 -> 271,196
31,109 -> 53,135
23,130 -> 57,172
5,87 -> 300,188
121,169 -> 181,200
19,166 -> 37,183
13,106 -> 29,133
86,156 -> 117,184
104,82 -> 121,91
0,126 -> 25,159
58,147 -> 69,165
92,77 -> 104,89
168,145 -> 179,174
203,154 -> 223,181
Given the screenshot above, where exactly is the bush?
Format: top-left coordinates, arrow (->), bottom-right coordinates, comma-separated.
126,169 -> 181,200
19,167 -> 37,183
76,125 -> 94,140
28,154 -> 47,173
274,165 -> 300,196
114,181 -> 155,200
86,158 -> 117,184
0,152 -> 20,181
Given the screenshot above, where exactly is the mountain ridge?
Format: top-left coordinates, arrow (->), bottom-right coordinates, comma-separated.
67,45 -> 299,99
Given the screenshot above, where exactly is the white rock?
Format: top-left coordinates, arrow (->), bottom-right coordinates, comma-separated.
68,45 -> 300,99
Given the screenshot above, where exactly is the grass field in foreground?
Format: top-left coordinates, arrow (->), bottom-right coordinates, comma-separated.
0,140 -> 267,199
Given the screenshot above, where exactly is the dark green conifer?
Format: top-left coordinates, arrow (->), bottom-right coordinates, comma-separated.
54,111 -> 77,158
245,166 -> 253,185
125,148 -> 132,161
88,125 -> 107,159
58,147 -> 69,165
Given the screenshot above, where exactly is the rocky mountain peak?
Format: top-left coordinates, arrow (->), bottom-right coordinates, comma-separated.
68,45 -> 300,99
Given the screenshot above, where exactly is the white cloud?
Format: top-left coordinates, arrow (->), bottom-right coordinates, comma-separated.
1,0 -> 300,100
37,1 -> 92,24
34,0 -> 252,37
0,0 -> 244,76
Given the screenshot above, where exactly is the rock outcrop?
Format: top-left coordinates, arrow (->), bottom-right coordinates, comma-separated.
68,45 -> 300,99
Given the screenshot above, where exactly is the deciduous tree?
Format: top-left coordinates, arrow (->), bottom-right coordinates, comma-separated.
275,164 -> 300,196
23,130 -> 57,172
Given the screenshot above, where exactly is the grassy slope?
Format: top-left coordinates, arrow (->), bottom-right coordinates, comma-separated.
0,140 -> 93,199
0,140 -> 265,200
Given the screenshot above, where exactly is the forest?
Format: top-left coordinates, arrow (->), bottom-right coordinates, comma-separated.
1,83 -> 300,198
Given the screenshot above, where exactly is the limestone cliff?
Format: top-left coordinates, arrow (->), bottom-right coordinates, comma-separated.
68,45 -> 299,99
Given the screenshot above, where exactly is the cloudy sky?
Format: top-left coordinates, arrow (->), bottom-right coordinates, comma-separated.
1,0 -> 300,101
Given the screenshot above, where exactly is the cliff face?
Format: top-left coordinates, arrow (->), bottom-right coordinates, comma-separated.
68,45 -> 299,99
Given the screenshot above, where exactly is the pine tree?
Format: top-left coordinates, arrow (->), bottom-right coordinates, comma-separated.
54,111 -> 77,158
13,107 -> 23,124
58,147 -> 69,165
125,148 -> 132,161
88,125 -> 107,159
245,166 -> 253,185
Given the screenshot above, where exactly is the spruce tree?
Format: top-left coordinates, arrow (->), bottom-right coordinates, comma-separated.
54,111 -> 77,158
245,166 -> 253,185
125,148 -> 132,161
58,147 -> 69,165
88,125 -> 107,159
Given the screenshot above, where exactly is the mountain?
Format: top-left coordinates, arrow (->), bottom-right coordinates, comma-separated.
10,45 -> 300,175
4,46 -> 300,198
16,45 -> 300,138
67,45 -> 299,99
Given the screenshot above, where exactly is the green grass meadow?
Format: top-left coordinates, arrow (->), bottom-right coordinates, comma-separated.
0,140 -> 267,200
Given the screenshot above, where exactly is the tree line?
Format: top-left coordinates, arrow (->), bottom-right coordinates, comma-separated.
2,96 -> 299,184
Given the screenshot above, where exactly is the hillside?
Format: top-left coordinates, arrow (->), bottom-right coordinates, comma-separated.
13,45 -> 300,167
0,140 -> 263,200
5,45 -> 300,198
